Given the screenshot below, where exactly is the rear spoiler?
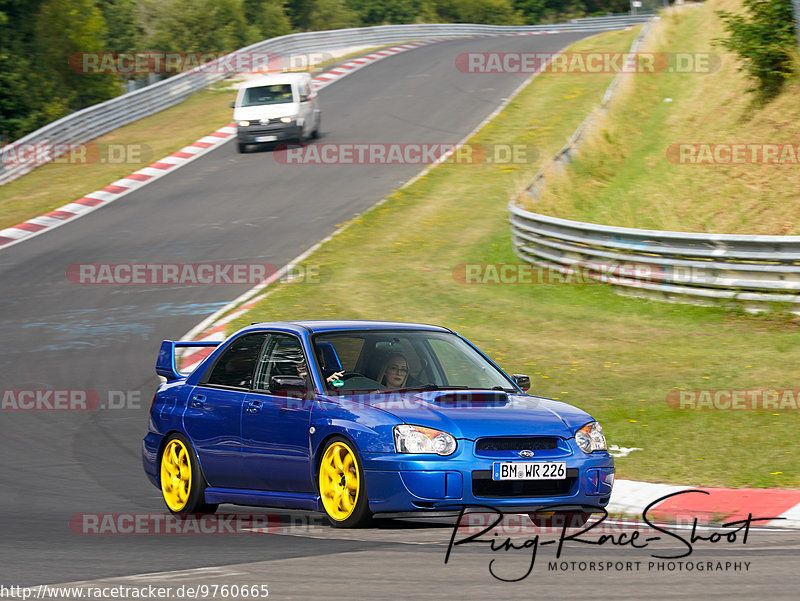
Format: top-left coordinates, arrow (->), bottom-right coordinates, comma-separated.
156,340 -> 222,381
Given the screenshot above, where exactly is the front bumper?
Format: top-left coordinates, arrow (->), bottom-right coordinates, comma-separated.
361,439 -> 614,515
237,123 -> 301,143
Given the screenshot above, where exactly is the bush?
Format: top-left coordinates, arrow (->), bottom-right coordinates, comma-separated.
716,0 -> 797,100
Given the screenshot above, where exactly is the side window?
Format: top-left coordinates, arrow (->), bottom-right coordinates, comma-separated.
254,333 -> 309,393
204,333 -> 266,389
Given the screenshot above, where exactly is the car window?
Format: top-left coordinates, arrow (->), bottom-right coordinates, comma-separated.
253,333 -> 309,393
203,333 -> 266,389
242,84 -> 294,107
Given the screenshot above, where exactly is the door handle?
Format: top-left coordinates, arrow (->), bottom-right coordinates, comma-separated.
191,394 -> 206,408
246,401 -> 262,414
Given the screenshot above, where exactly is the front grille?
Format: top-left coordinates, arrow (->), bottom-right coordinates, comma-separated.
246,118 -> 286,126
472,469 -> 577,498
476,437 -> 559,451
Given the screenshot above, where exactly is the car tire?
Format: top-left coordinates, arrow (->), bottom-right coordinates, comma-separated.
311,115 -> 320,139
237,143 -> 247,153
160,433 -> 218,515
317,436 -> 372,528
528,512 -> 590,528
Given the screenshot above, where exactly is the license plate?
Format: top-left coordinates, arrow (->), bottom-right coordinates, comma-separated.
492,461 -> 566,480
255,135 -> 277,142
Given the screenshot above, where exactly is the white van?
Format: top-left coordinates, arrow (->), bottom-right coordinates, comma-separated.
231,72 -> 321,153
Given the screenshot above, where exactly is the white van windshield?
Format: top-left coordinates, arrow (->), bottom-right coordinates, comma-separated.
242,84 -> 294,107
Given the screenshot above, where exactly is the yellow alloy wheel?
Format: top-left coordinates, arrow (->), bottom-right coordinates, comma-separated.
319,441 -> 360,521
160,438 -> 193,512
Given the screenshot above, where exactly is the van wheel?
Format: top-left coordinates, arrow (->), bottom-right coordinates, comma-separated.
311,116 -> 320,139
237,143 -> 247,153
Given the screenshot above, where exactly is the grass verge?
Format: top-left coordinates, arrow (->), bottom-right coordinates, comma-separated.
225,24 -> 799,488
526,0 -> 800,235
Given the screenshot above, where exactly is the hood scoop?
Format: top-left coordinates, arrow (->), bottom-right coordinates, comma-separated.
414,390 -> 510,408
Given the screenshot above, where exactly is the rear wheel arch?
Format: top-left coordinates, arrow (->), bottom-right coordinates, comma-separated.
157,431 -> 218,514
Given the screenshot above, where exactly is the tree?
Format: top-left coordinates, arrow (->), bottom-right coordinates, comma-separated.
98,0 -> 142,54
306,0 -> 359,31
717,0 -> 796,100
284,0 -> 314,29
244,0 -> 293,40
346,0 -> 422,25
35,0 -> 122,110
456,0 -> 524,25
150,0 -> 256,53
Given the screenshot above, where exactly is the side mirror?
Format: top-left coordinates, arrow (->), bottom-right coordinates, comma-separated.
300,94 -> 310,103
229,101 -> 235,108
269,375 -> 307,398
511,374 -> 531,392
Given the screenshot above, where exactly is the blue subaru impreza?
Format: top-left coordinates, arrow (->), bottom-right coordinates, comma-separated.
143,320 -> 614,528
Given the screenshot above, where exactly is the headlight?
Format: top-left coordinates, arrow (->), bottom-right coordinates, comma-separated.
394,424 -> 457,456
280,116 -> 293,123
575,421 -> 606,453
238,120 -> 250,127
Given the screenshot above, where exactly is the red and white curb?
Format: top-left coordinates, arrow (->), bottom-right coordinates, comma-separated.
608,479 -> 800,528
0,40 -> 447,253
0,127 -> 237,250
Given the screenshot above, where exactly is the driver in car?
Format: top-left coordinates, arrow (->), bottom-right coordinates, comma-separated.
377,353 -> 409,389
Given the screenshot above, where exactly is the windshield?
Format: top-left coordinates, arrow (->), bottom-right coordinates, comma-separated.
241,84 -> 294,107
311,329 -> 516,394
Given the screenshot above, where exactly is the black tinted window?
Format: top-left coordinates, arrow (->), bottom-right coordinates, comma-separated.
204,334 -> 266,388
242,84 -> 293,106
254,333 -> 309,392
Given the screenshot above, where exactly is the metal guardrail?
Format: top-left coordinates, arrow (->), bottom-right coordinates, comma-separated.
0,17 -> 649,186
509,16 -> 800,312
509,205 -> 800,309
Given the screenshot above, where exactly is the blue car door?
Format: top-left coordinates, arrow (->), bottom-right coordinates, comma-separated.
183,332 -> 267,489
241,332 -> 315,493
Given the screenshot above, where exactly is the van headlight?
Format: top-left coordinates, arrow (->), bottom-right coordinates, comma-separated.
575,421 -> 607,453
280,116 -> 293,124
394,425 -> 457,456
238,120 -> 250,127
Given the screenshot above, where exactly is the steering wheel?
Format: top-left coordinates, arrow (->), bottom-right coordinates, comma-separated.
339,371 -> 367,381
